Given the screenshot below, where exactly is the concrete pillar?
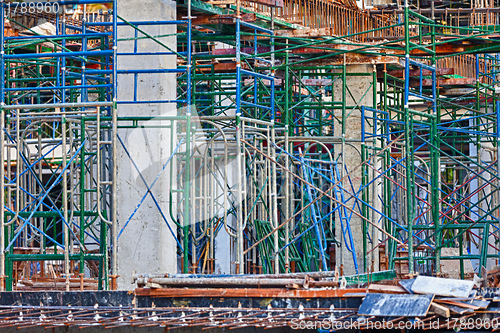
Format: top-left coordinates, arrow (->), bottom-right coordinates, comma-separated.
115,0 -> 177,289
333,64 -> 375,275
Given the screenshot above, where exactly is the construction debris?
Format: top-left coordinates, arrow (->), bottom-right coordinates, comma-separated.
0,274 -> 494,329
358,293 -> 434,317
129,271 -> 500,329
409,276 -> 475,298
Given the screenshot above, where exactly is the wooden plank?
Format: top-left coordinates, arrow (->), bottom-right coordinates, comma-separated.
466,300 -> 490,309
206,1 -> 236,5
296,78 -> 333,86
429,302 -> 451,318
304,55 -> 401,67
357,293 -> 434,317
447,305 -> 474,315
244,0 -> 284,7
411,276 -> 474,298
211,47 -> 270,56
476,307 -> 500,313
195,62 -> 250,73
274,27 -> 332,37
192,13 -> 256,25
434,299 -> 480,310
367,284 -> 408,294
377,67 -> 455,78
438,297 -> 489,309
436,297 -> 474,301
398,278 -> 415,293
441,88 -> 476,96
410,78 -> 476,87
243,78 -> 283,86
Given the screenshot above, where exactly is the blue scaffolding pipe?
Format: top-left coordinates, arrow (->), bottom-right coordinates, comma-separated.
240,21 -> 273,34
299,155 -> 328,271
117,136 -> 184,251
4,50 -> 112,59
273,140 -> 432,247
117,99 -> 187,104
5,32 -> 111,40
4,141 -> 86,252
91,20 -> 189,27
241,101 -> 273,110
277,210 -> 335,255
8,137 -> 93,246
5,84 -> 111,92
240,69 -> 275,81
332,163 -> 359,273
117,69 -> 186,74
3,0 -> 112,5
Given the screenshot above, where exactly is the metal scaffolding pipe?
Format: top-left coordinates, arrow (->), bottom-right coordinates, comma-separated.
136,277 -> 309,288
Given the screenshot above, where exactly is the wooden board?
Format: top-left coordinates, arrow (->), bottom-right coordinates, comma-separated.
411,276 -> 474,298
399,279 -> 415,293
368,284 -> 408,294
447,305 -> 474,315
434,299 -> 480,310
358,293 -> 434,317
429,302 -> 450,318
469,300 -> 490,309
434,298 -> 490,310
476,307 -> 500,314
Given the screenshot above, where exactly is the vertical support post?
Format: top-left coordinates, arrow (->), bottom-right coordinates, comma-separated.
480,222 -> 490,272
62,118 -> 70,291
235,11 -> 244,274
476,54 -> 480,82
270,8 -> 278,274
361,143 -> 368,272
497,100 -> 500,263
79,115 -> 85,276
183,0 -> 193,274
110,0 -> 118,290
271,127 -> 279,274
371,64 -> 377,271
431,118 -> 441,273
340,55 -> 346,271
0,2 -> 5,291
284,39 -> 291,271
404,0 -> 414,275
82,4 -> 87,105
430,1 -> 441,275
284,126 -> 290,272
284,40 -> 290,134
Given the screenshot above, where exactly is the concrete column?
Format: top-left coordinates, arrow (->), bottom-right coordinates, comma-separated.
115,0 -> 177,289
333,64 -> 374,275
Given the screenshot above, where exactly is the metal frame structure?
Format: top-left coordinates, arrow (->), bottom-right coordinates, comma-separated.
0,0 -> 116,290
2,0 -> 500,289
361,1 -> 500,277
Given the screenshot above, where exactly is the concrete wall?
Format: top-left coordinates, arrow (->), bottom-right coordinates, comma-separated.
116,0 -> 178,289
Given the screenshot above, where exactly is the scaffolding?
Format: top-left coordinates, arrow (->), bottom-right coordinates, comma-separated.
2,0 -> 500,290
0,0 -> 116,290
